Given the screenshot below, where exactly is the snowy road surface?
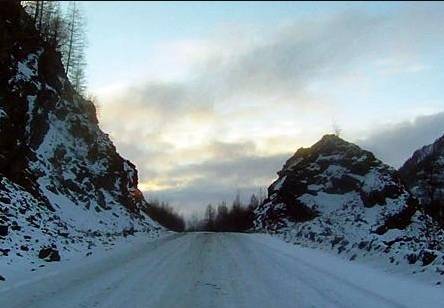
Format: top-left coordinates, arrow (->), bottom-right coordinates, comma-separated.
1,232 -> 444,308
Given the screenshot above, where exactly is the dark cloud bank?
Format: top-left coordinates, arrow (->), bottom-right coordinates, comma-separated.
359,112 -> 444,168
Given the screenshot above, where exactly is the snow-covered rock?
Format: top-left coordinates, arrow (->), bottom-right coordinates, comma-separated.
399,133 -> 444,225
254,134 -> 444,269
0,3 -> 161,265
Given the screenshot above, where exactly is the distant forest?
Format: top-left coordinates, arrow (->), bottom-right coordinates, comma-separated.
145,191 -> 266,233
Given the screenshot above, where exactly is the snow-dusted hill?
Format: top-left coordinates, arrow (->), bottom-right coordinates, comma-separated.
400,133 -> 444,225
0,3 -> 161,267
254,135 -> 444,270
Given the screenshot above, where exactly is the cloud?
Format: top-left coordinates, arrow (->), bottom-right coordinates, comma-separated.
358,112 -> 444,168
197,5 -> 444,104
93,3 -> 444,213
172,151 -> 288,186
145,150 -> 289,217
98,4 -> 444,126
133,139 -> 289,192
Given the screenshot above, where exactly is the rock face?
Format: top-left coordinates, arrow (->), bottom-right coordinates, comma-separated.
399,133 -> 444,225
254,135 -> 442,266
0,3 -> 160,262
38,246 -> 60,262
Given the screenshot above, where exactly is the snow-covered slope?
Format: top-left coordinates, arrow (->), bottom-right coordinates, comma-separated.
399,133 -> 444,225
254,135 -> 444,269
0,3 -> 161,266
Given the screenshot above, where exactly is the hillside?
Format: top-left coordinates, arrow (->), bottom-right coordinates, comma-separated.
400,133 -> 444,226
254,135 -> 444,269
0,2 -> 161,266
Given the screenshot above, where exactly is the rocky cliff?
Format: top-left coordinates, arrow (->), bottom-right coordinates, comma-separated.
254,135 -> 443,267
400,133 -> 444,225
0,3 -> 160,263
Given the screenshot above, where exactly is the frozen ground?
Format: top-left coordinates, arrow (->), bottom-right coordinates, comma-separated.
1,232 -> 444,308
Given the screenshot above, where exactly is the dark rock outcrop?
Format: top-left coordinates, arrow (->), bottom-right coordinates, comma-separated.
254,135 -> 441,266
255,135 -> 416,232
0,3 -> 160,262
0,225 -> 8,236
399,133 -> 444,225
38,246 -> 60,262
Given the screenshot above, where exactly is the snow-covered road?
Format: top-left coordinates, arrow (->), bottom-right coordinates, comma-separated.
1,232 -> 444,308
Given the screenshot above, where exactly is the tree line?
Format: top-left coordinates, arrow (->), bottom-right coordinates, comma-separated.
144,191 -> 265,233
21,1 -> 87,94
187,192 -> 264,232
143,199 -> 186,232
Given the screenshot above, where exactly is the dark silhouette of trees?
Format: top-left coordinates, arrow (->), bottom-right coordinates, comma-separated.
23,1 -> 66,43
144,200 -> 185,232
22,1 -> 87,94
187,193 -> 260,232
204,204 -> 216,231
63,1 -> 87,93
47,3 -> 67,47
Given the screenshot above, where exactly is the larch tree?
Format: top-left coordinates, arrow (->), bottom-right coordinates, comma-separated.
22,1 -> 88,95
63,1 -> 87,94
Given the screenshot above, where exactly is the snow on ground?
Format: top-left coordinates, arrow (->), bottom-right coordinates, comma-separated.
0,230 -> 167,285
1,232 -> 443,308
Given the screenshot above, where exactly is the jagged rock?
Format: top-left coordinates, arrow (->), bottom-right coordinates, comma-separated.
254,135 -> 438,266
38,246 -> 60,262
0,225 -> 8,236
406,253 -> 418,264
399,133 -> 444,225
122,227 -> 135,237
0,2 -> 161,262
0,249 -> 10,256
420,250 -> 437,266
255,135 -> 415,231
11,222 -> 21,231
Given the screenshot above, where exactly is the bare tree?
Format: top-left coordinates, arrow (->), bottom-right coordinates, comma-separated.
258,187 -> 266,205
205,204 -> 216,231
38,1 -> 45,31
332,121 -> 342,137
22,1 -> 88,94
33,1 -> 40,22
46,2 -> 66,46
71,57 -> 87,94
63,1 -> 87,93
249,194 -> 259,209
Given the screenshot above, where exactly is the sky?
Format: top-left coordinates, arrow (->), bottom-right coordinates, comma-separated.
78,1 -> 444,216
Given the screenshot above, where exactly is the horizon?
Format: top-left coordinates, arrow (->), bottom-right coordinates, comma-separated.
78,1 -> 444,216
